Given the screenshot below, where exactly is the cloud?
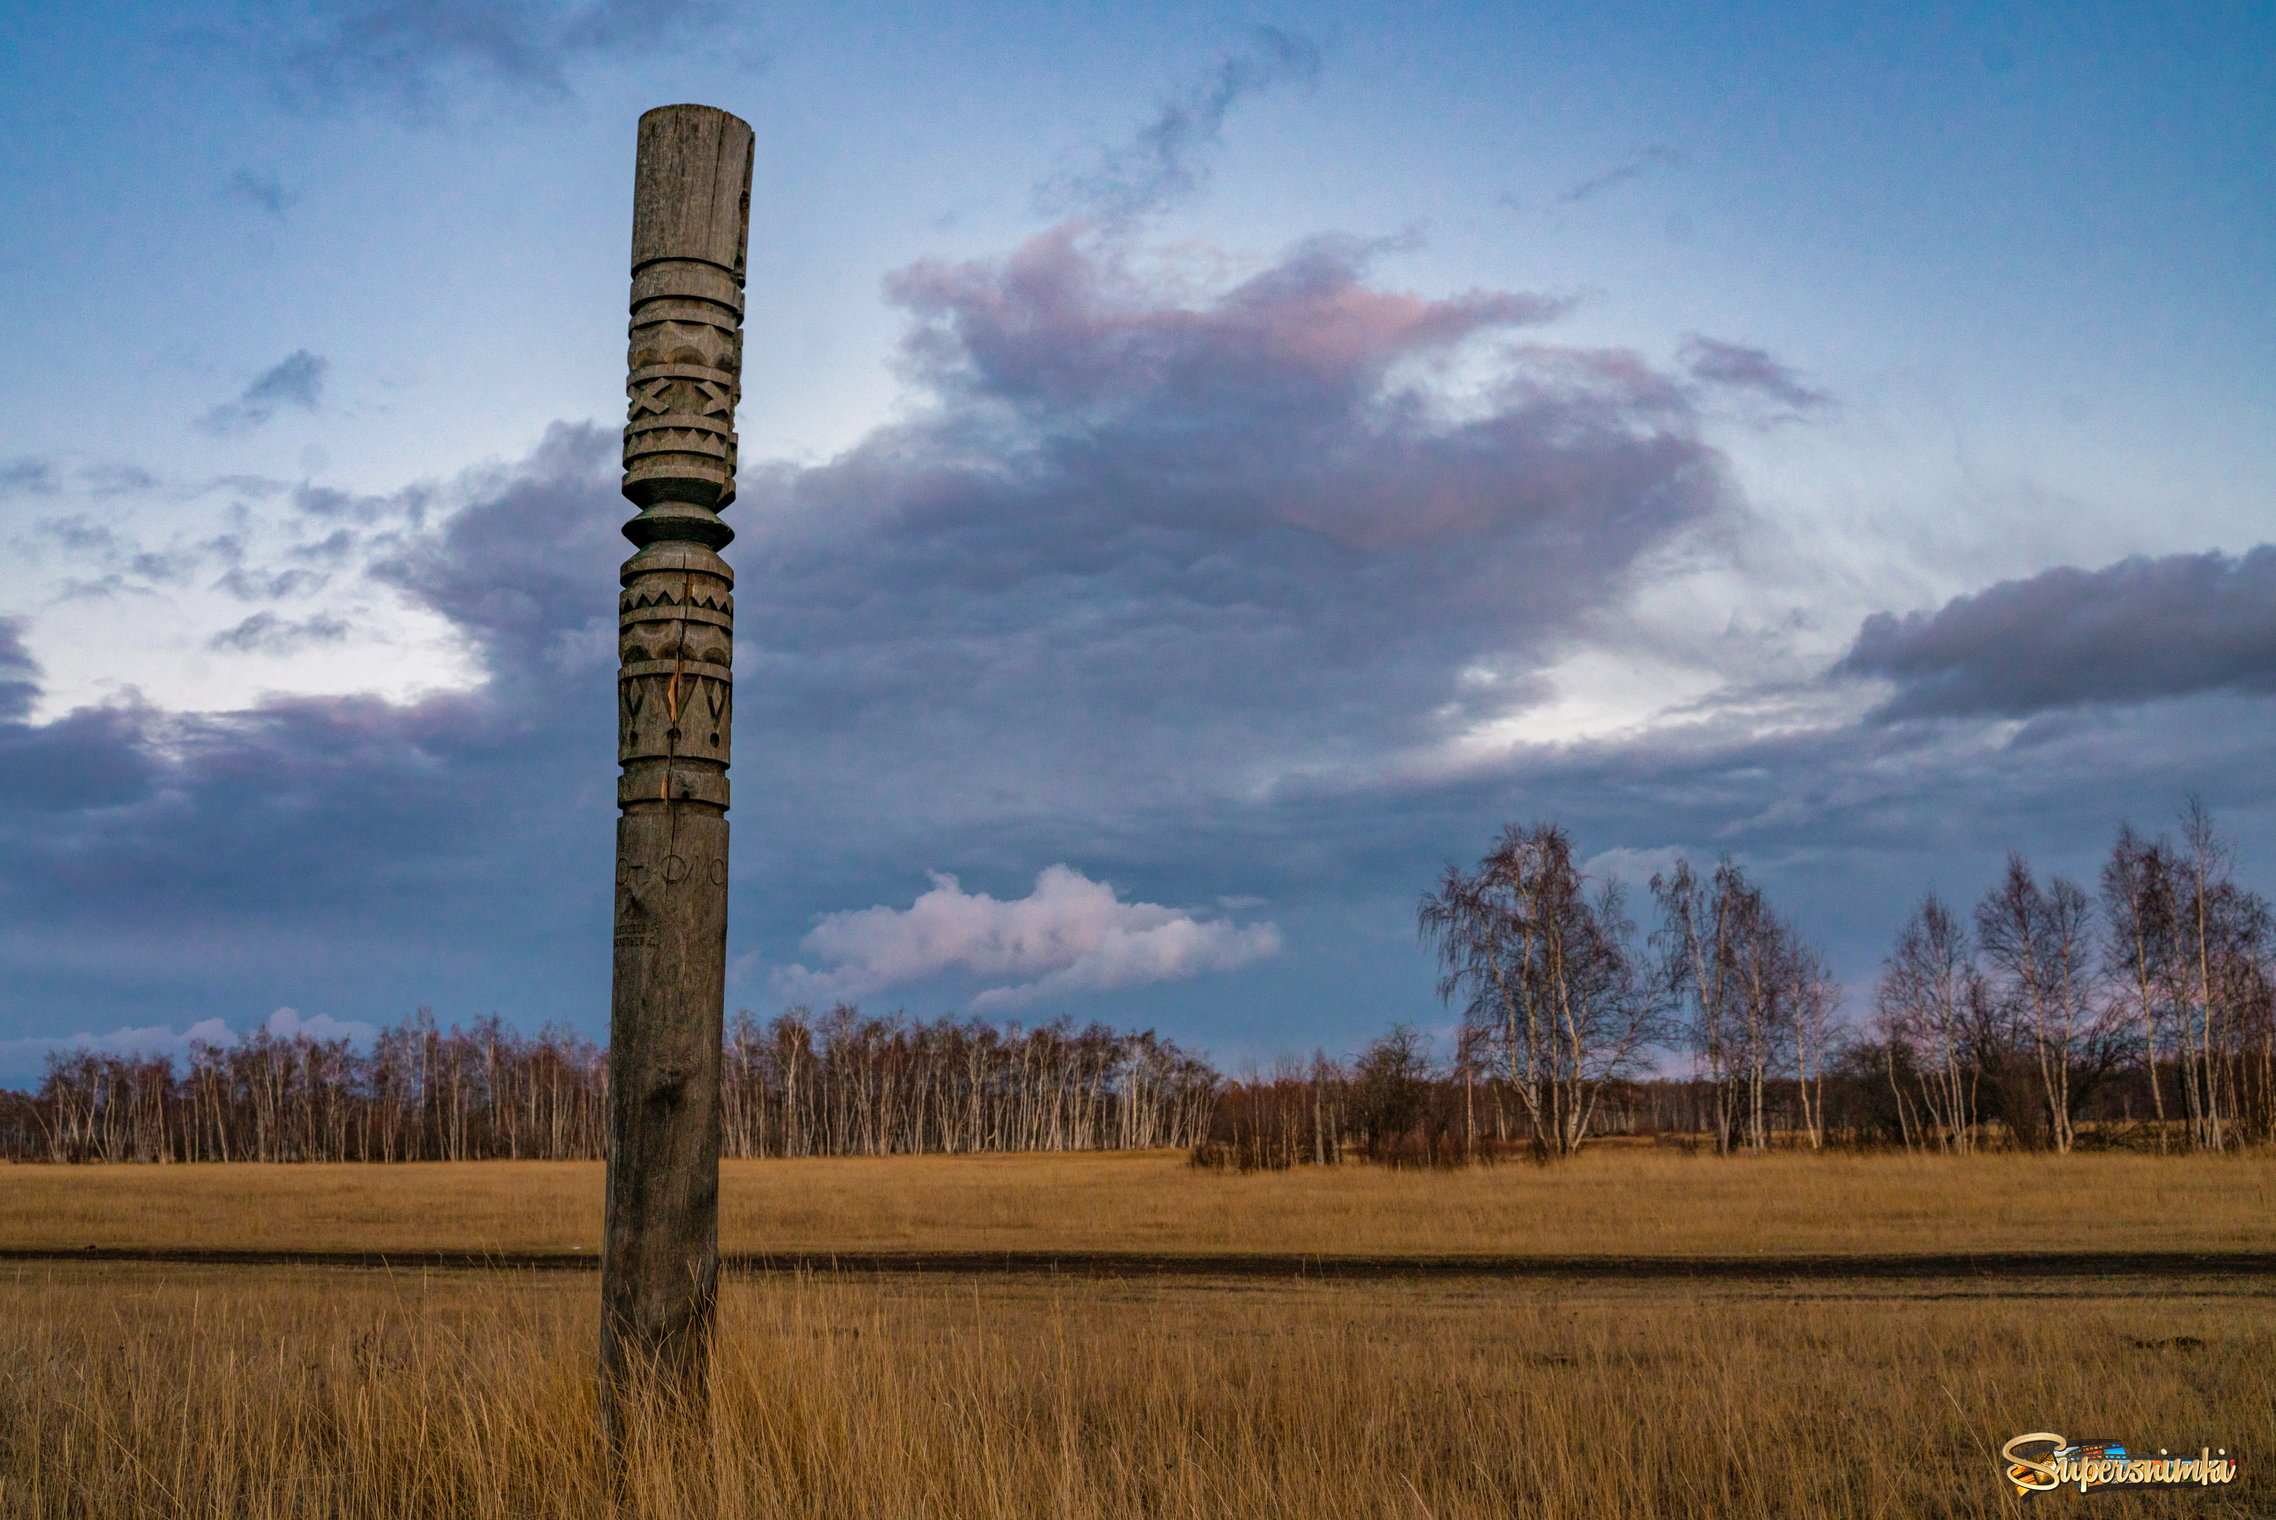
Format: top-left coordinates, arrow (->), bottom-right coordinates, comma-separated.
1,456 -> 59,498
82,462 -> 160,496
215,566 -> 329,600
237,0 -> 729,116
0,219 -> 1733,1047
225,168 -> 299,216
1558,145 -> 1685,205
1038,27 -> 1321,220
0,620 -> 39,723
0,423 -> 614,939
197,350 -> 328,436
129,550 -> 200,586
7,379 -> 2274,1058
0,1007 -> 376,1078
1680,335 -> 1829,412
1840,547 -> 2276,720
261,1006 -> 378,1043
0,1018 -> 237,1071
1580,843 -> 1686,886
739,224 -> 1712,813
208,611 -> 354,655
778,866 -> 1281,1008
14,498 -> 370,619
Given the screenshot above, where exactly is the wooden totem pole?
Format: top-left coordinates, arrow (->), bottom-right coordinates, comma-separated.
601,103 -> 752,1425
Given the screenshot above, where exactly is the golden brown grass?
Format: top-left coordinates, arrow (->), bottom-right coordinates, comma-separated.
4,1147 -> 2274,1257
6,1153 -> 2270,1516
1,1260 -> 2266,1519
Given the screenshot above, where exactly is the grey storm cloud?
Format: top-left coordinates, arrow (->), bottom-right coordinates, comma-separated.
238,0 -> 729,115
197,350 -> 328,436
0,222 -> 1741,1050
728,225 -> 1723,820
1841,547 -> 2276,720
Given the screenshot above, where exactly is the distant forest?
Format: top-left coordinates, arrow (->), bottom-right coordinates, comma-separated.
2,1008 -> 1218,1165
7,800 -> 2273,1165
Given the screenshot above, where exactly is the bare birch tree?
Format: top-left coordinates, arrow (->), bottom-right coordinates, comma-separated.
2102,802 -> 2276,1152
2102,824 -> 2177,1148
1975,854 -> 2102,1153
1420,822 -> 1665,1158
1652,859 -> 1743,1152
1874,894 -> 1983,1152
1787,936 -> 1840,1151
1653,858 -> 1838,1150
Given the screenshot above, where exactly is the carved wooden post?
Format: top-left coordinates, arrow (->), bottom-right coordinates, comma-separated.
601,103 -> 752,1426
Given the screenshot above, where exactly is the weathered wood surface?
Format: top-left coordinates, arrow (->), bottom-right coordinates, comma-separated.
602,102 -> 753,1420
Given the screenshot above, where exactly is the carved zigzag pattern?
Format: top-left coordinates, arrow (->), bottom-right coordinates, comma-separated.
620,588 -> 735,613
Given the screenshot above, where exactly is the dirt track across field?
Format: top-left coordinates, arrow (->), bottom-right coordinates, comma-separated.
5,1246 -> 2273,1280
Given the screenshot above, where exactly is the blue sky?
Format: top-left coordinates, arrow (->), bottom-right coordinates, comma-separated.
3,0 -> 2274,1080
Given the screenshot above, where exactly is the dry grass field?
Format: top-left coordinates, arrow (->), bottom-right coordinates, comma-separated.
3,1263 -> 2268,1519
2,1150 -> 2271,1517
5,1146 -> 2274,1257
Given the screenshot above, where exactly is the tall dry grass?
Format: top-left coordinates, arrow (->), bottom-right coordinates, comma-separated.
1,1262 -> 2266,1518
4,1147 -> 2274,1257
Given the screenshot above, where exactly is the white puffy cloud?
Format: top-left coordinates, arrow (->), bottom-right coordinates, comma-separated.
261,1006 -> 376,1043
777,865 -> 1281,1009
0,1007 -> 375,1081
0,1017 -> 235,1064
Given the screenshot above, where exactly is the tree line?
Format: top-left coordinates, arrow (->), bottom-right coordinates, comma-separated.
1406,817 -> 1843,1160
0,1007 -> 1217,1164
1193,1050 -> 1845,1170
1870,800 -> 2275,1154
1256,801 -> 2273,1162
11,800 -> 2273,1166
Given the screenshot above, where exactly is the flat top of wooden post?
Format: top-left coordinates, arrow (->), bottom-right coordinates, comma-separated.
631,105 -> 754,279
